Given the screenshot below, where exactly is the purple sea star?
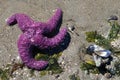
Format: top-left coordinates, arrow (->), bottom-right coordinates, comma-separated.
6,8 -> 67,70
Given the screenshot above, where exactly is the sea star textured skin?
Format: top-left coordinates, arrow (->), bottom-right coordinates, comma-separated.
7,8 -> 67,70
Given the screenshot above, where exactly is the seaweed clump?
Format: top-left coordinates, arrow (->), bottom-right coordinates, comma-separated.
86,20 -> 120,51
0,62 -> 24,80
0,68 -> 9,80
108,21 -> 120,40
34,52 -> 63,76
85,31 -> 112,50
80,62 -> 99,74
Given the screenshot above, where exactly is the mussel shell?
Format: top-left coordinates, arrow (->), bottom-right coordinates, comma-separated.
87,44 -> 111,58
95,50 -> 111,58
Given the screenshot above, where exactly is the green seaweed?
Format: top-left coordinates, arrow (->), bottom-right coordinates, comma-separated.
46,58 -> 63,74
0,68 -> 9,80
108,21 -> 120,40
0,62 -> 25,80
35,53 -> 49,61
40,71 -> 47,77
35,52 -> 63,76
85,31 -> 112,50
69,74 -> 80,80
80,62 -> 95,70
85,31 -> 97,42
80,62 -> 100,74
90,68 -> 100,74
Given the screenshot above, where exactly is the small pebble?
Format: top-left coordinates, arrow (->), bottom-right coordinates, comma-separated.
104,73 -> 112,79
68,69 -> 72,73
84,70 -> 88,75
90,73 -> 95,79
61,61 -> 65,65
55,74 -> 60,79
16,56 -> 20,60
74,63 -> 78,66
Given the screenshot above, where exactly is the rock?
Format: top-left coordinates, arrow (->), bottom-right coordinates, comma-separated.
108,15 -> 118,21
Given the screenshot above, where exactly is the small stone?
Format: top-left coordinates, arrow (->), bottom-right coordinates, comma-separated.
52,9 -> 55,12
68,69 -> 72,73
84,70 -> 88,75
16,56 -> 20,60
11,58 -> 16,63
58,56 -> 64,64
23,67 -> 28,71
5,18 -> 9,22
61,61 -> 65,65
74,63 -> 78,66
12,72 -> 17,77
104,73 -> 112,79
13,78 -> 17,80
15,71 -> 19,75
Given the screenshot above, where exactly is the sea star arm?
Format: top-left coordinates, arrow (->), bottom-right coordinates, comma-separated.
6,13 -> 36,32
17,34 -> 48,70
31,27 -> 67,49
46,8 -> 63,33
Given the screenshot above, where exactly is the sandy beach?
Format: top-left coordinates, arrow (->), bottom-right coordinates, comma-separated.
0,0 -> 120,80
